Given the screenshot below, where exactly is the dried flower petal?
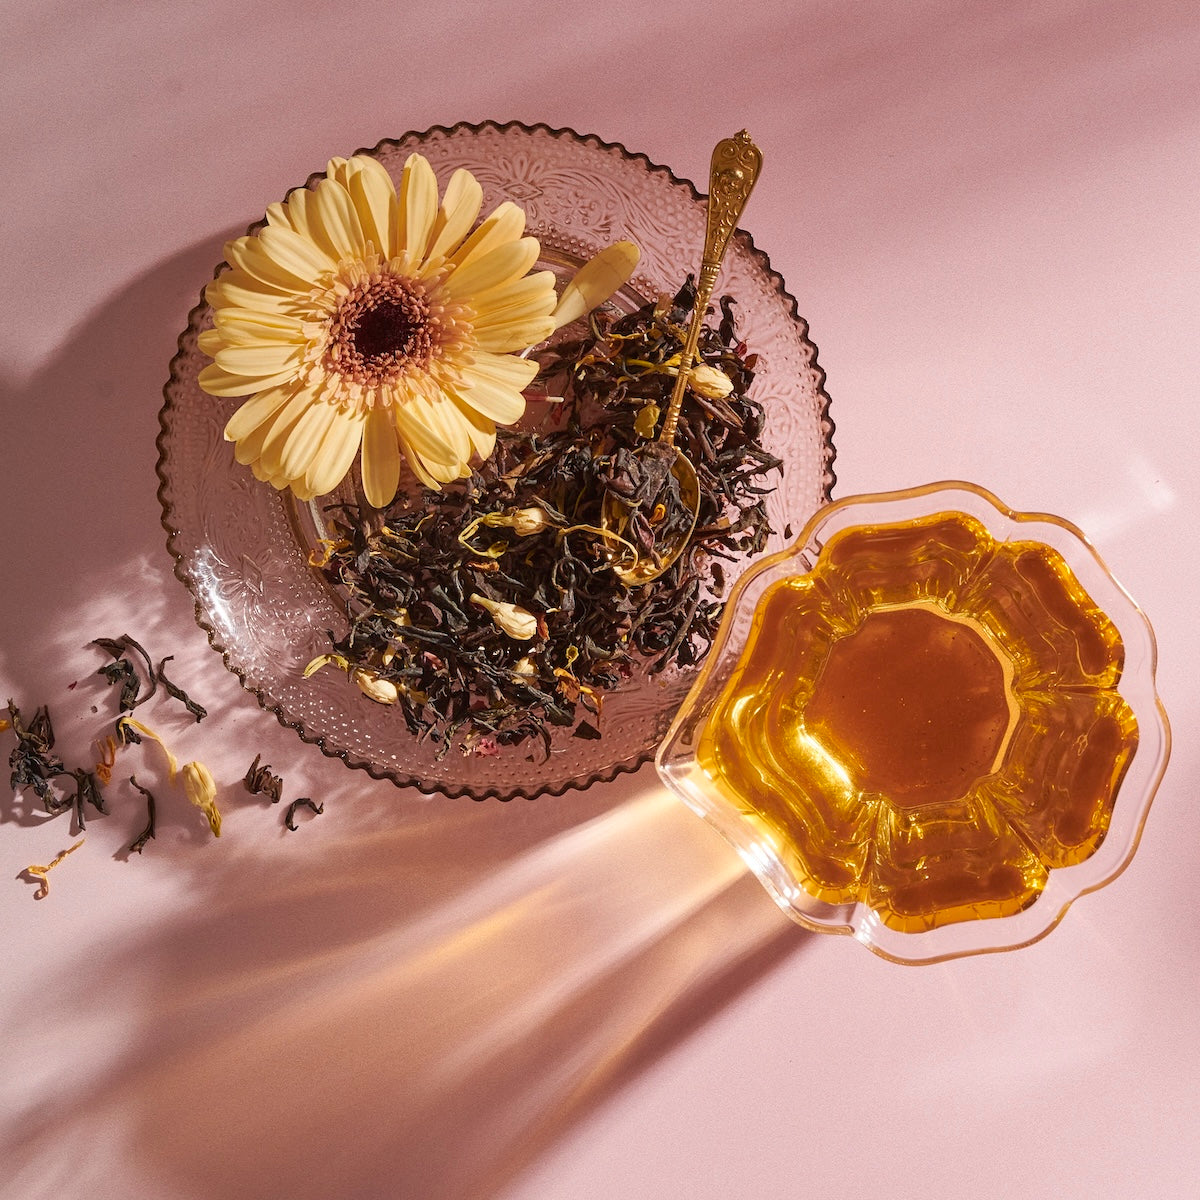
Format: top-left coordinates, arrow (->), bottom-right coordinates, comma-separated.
23,839 -> 85,899
303,652 -> 350,678
93,736 -> 119,785
116,716 -> 178,781
552,240 -> 641,330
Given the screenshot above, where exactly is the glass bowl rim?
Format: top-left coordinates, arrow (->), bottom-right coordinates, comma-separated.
655,478 -> 1172,963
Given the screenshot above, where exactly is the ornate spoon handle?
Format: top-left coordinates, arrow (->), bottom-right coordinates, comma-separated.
659,130 -> 763,447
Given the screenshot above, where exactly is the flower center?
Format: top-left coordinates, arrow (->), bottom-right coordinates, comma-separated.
326,275 -> 437,387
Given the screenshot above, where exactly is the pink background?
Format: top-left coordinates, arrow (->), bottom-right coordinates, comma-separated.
3,3 -> 1198,1197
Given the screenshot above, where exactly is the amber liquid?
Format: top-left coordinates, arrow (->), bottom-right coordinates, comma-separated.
697,513 -> 1138,932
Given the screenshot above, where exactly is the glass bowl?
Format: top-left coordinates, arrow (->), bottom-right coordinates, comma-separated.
156,120 -> 836,799
656,481 -> 1170,963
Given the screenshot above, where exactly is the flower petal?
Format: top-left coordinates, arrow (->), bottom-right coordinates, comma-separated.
311,177 -> 367,260
258,387 -> 324,476
205,270 -> 298,314
224,234 -> 313,293
464,349 -> 541,392
451,371 -> 527,424
472,316 -> 556,354
304,407 -> 366,497
223,382 -> 300,442
447,393 -> 497,459
198,362 -> 300,397
276,398 -> 342,481
214,342 -> 303,377
441,236 -> 542,301
361,405 -> 402,508
258,224 -> 338,280
213,308 -> 307,347
397,437 -> 441,490
552,240 -> 640,330
470,271 -> 557,327
397,153 -> 439,261
391,394 -> 458,466
406,388 -> 473,465
447,201 -> 526,269
426,168 -> 484,261
347,164 -> 399,259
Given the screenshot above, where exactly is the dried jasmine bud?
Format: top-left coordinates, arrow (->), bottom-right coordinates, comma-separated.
353,668 -> 400,705
181,760 -> 221,837
469,595 -> 539,640
687,362 -> 734,399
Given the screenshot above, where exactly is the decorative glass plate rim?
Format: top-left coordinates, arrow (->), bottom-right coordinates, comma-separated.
154,119 -> 838,799
656,479 -> 1172,963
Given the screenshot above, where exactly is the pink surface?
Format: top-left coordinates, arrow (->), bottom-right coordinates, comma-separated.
2,3 -> 1197,1198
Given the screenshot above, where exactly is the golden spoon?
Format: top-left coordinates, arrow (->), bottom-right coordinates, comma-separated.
606,130 -> 763,586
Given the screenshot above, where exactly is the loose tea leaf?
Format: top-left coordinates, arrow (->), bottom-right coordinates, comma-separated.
92,636 -> 209,731
155,657 -> 208,722
310,279 -> 780,756
243,754 -> 284,804
285,797 -> 324,830
92,635 -> 157,714
7,701 -> 64,803
128,775 -> 157,854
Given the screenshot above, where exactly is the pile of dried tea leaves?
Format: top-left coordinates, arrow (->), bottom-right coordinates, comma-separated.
312,278 -> 782,758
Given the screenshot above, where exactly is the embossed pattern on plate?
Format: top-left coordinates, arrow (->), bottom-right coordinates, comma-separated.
156,121 -> 836,799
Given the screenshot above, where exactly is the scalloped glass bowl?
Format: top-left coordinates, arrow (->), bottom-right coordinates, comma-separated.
157,121 -> 835,799
656,481 -> 1170,963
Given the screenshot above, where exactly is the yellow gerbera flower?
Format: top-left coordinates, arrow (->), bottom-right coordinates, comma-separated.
197,153 -> 559,506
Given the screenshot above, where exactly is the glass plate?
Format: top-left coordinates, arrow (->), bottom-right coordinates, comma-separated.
156,120 -> 836,799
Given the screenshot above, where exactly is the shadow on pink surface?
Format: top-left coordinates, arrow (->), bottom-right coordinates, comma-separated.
6,776 -> 802,1200
0,243 -> 805,1199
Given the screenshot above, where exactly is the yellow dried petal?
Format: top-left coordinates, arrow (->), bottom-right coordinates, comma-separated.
552,240 -> 640,330
23,839 -> 85,899
116,716 -> 178,781
303,652 -> 350,678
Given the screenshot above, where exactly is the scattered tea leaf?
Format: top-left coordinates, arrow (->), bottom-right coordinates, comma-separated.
285,797 -> 324,831
128,775 -> 157,855
243,753 -> 284,804
155,656 -> 208,722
